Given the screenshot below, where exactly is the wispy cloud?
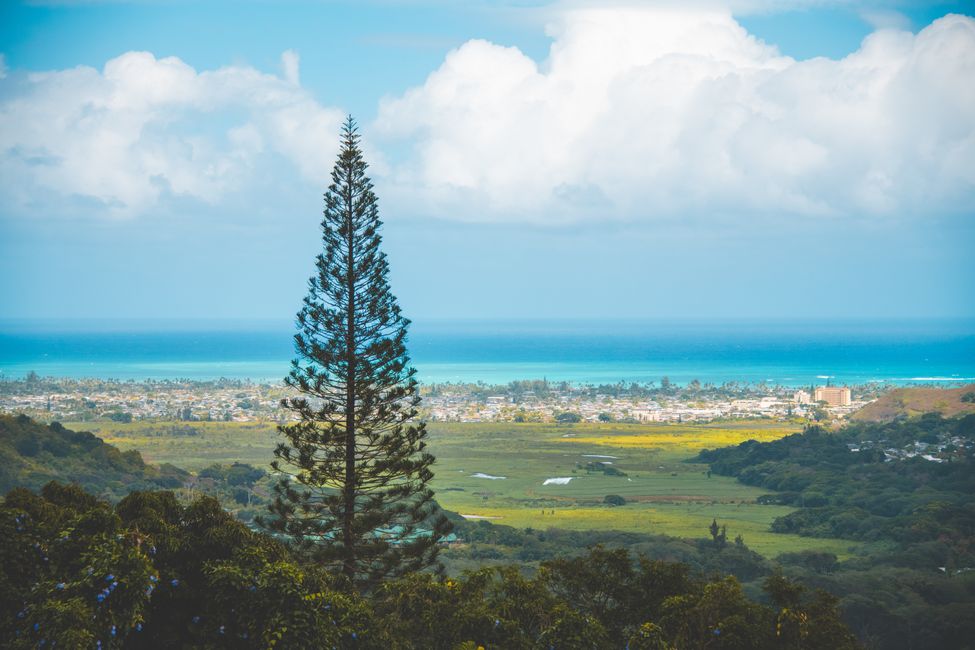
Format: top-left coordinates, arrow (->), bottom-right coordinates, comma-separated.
280,50 -> 301,85
859,8 -> 913,31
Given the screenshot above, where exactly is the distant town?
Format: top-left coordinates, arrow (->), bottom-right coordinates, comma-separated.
0,374 -> 885,425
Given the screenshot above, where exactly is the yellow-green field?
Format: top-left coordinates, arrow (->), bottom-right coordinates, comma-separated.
68,419 -> 857,559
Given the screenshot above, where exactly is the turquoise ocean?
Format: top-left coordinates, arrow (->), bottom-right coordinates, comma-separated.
1,319 -> 973,387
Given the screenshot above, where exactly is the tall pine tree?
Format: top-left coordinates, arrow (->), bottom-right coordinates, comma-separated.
264,116 -> 451,588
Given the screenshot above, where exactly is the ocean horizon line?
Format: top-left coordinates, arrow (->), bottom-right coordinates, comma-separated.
2,316 -> 974,334
2,319 -> 972,388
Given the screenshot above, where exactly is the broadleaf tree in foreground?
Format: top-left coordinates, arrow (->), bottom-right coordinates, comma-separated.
263,116 -> 451,589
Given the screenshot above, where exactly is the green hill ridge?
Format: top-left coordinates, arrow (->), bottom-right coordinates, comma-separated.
0,414 -> 188,500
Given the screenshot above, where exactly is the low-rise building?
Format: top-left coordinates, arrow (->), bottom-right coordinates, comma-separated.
793,390 -> 812,404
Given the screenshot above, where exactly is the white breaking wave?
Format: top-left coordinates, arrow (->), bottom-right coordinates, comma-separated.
471,472 -> 506,480
900,377 -> 975,382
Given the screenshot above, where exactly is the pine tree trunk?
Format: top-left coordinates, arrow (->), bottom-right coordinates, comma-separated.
343,161 -> 356,582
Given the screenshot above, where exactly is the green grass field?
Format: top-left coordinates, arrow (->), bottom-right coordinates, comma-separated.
68,419 -> 857,558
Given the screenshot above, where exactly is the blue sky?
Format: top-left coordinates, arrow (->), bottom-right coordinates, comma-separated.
0,0 -> 973,323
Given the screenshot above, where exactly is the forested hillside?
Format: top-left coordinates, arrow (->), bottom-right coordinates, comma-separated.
697,414 -> 975,550
696,414 -> 975,648
0,414 -> 188,499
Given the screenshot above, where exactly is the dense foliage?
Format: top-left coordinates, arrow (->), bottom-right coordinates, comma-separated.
0,414 -> 188,499
198,462 -> 265,487
1,483 -> 857,649
265,117 -> 450,587
445,518 -> 773,582
696,414 -> 975,649
697,415 -> 975,552
0,483 -> 370,648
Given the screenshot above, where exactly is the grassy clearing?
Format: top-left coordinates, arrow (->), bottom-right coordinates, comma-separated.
66,420 -> 279,471
67,419 -> 859,559
561,421 -> 798,453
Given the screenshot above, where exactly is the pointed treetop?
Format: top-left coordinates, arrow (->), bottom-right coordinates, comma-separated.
342,115 -> 359,145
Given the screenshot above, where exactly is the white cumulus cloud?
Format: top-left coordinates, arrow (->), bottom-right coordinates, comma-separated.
375,7 -> 975,223
0,50 -> 344,217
